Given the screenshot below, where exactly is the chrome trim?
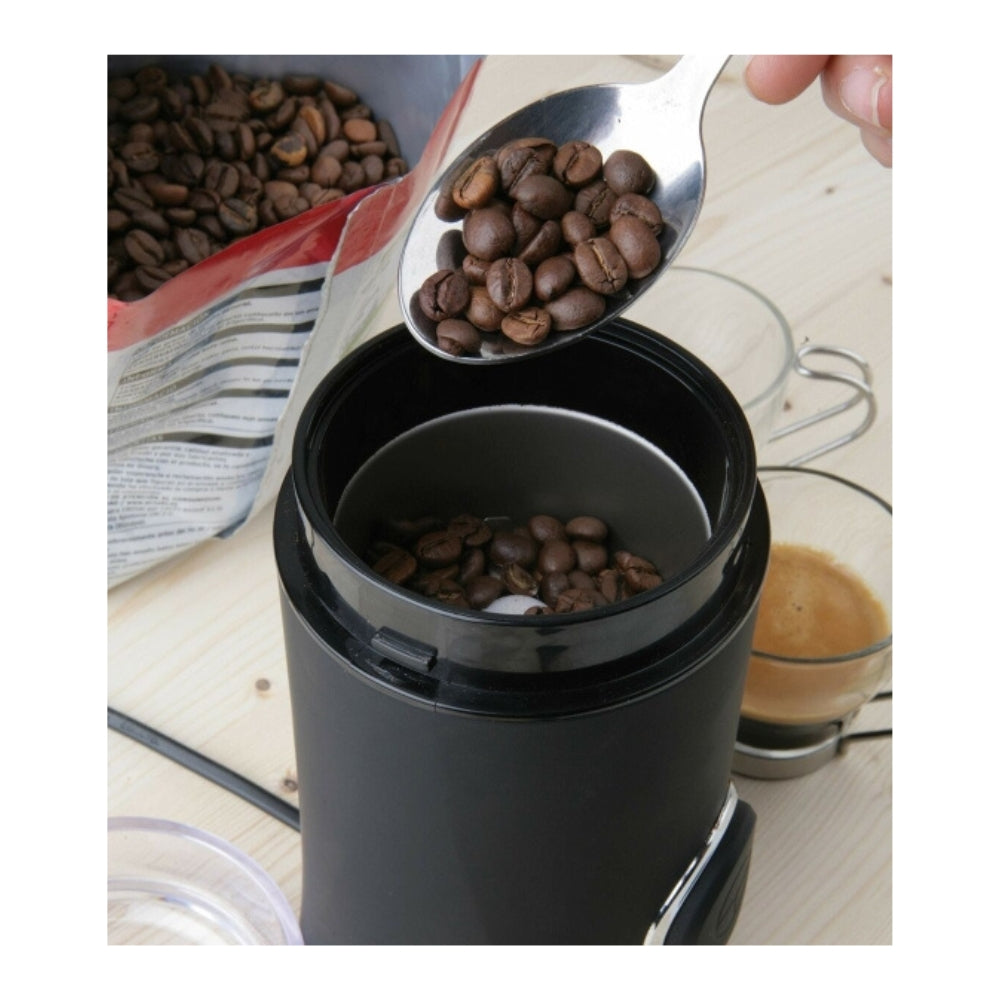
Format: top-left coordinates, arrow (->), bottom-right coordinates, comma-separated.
732,731 -> 843,780
643,782 -> 739,945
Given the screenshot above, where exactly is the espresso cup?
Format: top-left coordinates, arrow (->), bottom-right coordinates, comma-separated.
733,466 -> 892,778
625,267 -> 874,463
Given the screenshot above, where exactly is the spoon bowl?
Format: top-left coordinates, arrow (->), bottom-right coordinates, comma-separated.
398,55 -> 730,363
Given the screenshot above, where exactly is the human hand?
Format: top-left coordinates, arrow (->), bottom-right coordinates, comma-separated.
744,55 -> 892,167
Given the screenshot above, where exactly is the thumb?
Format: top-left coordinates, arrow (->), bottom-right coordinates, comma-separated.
820,55 -> 893,135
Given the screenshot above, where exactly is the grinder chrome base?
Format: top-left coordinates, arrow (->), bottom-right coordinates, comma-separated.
644,783 -> 756,945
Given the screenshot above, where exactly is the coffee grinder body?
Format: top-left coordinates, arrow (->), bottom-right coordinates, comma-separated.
274,321 -> 769,944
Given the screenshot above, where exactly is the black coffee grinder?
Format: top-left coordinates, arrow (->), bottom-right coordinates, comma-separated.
274,319 -> 769,944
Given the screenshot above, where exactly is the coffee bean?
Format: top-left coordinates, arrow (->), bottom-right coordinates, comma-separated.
187,117 -> 216,155
528,515 -> 567,543
415,530 -> 463,569
553,140 -> 603,188
597,568 -> 628,603
608,192 -> 664,235
121,141 -> 160,173
113,186 -> 154,213
283,74 -> 321,96
554,588 -> 609,614
188,188 -> 220,214
134,65 -> 168,93
298,106 -> 327,145
249,80 -> 285,113
503,563 -> 539,597
540,571 -> 571,607
124,229 -> 165,266
108,209 -> 131,233
340,161 -> 367,191
624,565 -> 663,593
452,156 -> 500,210
467,575 -> 505,609
436,318 -> 482,357
353,140 -> 388,159
572,540 -> 608,574
176,226 -> 213,265
311,155 -> 343,188
451,514 -> 492,547
496,137 -> 557,192
574,180 -> 617,228
533,255 -> 576,302
567,516 -> 608,542
131,206 -> 171,237
121,94 -> 160,123
264,179 -> 299,202
516,219 -> 562,267
560,210 -> 597,246
574,237 -> 628,295
204,160 -> 240,198
609,215 -> 662,279
196,213 -> 226,241
108,77 -> 137,102
462,254 -> 491,285
377,120 -> 402,158
419,269 -> 470,322
512,173 -> 573,220
486,258 -> 533,312
544,287 -> 604,331
511,202 -> 542,250
568,569 -> 597,590
603,149 -> 655,195
165,206 -> 198,227
462,207 -> 517,261
218,197 -> 258,235
360,154 -> 385,185
372,546 -> 418,585
142,177 -> 189,207
458,548 -> 487,584
490,531 -> 537,568
135,264 -> 174,292
501,307 -> 552,346
538,539 -> 576,574
270,132 -> 309,168
465,285 -> 506,332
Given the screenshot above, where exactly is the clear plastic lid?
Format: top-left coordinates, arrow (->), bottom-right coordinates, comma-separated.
108,816 -> 303,945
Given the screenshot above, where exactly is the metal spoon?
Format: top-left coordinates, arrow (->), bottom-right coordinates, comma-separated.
398,55 -> 730,363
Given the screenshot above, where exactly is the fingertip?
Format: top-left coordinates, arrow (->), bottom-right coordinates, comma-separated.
745,55 -> 832,105
861,129 -> 892,168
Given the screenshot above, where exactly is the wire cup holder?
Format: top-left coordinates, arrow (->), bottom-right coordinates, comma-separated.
768,344 -> 876,466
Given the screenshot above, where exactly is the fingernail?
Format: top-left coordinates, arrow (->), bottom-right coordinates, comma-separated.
839,66 -> 890,131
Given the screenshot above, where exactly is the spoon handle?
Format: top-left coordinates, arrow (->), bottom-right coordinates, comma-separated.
650,55 -> 731,120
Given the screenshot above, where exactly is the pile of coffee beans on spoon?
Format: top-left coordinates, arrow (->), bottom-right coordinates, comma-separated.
366,512 -> 664,615
108,63 -> 409,301
420,137 -> 669,356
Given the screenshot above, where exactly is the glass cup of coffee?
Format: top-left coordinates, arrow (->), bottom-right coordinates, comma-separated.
624,266 -> 874,463
733,466 -> 892,778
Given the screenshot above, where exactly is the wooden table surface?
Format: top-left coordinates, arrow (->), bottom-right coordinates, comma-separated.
108,55 -> 892,946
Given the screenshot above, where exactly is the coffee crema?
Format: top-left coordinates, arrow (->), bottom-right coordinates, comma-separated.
741,543 -> 890,725
753,544 -> 888,659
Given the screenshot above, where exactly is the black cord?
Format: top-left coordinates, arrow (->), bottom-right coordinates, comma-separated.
841,727 -> 893,743
841,689 -> 892,742
108,706 -> 301,832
